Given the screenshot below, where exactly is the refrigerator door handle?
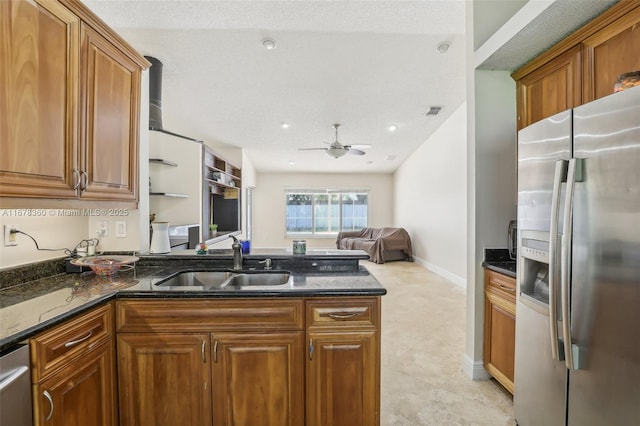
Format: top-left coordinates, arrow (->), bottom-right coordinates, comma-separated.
561,158 -> 577,370
548,160 -> 565,361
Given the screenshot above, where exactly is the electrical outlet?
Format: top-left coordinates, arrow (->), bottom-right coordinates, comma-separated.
115,221 -> 127,238
97,220 -> 108,237
4,225 -> 18,246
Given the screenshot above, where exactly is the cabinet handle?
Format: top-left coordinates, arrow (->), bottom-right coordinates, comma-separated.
72,169 -> 81,190
64,330 -> 93,348
328,312 -> 358,319
213,340 -> 218,363
80,170 -> 88,191
201,339 -> 206,363
498,284 -> 515,292
309,338 -> 314,361
43,390 -> 54,421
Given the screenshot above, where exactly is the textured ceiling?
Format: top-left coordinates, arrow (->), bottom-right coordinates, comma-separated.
82,0 -> 466,173
82,0 -> 621,173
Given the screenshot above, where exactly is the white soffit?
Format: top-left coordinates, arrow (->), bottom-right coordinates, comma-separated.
475,0 -> 620,71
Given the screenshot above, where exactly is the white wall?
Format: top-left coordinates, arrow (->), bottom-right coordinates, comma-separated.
464,69 -> 517,378
394,102 -> 468,287
252,173 -> 394,249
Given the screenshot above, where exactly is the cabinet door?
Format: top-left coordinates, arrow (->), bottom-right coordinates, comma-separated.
34,341 -> 116,426
80,23 -> 140,201
212,332 -> 304,426
582,6 -> 640,102
306,331 -> 379,426
0,0 -> 79,198
516,46 -> 582,129
483,270 -> 516,394
117,333 -> 212,426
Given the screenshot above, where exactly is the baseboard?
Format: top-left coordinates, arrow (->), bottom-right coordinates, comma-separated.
413,256 -> 467,290
462,354 -> 491,380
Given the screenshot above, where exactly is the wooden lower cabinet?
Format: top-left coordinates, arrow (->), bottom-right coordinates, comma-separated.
30,303 -> 116,426
117,333 -> 212,426
212,332 -> 304,426
306,331 -> 379,426
34,341 -> 115,426
115,297 -> 381,425
484,269 -> 516,394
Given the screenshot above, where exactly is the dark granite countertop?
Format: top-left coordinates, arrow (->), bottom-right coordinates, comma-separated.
0,250 -> 385,351
482,248 -> 517,278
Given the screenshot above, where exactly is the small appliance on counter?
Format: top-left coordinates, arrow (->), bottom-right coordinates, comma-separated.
150,222 -> 171,254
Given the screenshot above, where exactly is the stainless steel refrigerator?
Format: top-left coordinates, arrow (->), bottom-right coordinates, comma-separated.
513,85 -> 640,425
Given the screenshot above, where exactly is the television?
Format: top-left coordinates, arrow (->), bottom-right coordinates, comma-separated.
204,187 -> 241,240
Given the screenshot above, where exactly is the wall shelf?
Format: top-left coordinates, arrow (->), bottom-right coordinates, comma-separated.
150,192 -> 189,198
149,158 -> 178,167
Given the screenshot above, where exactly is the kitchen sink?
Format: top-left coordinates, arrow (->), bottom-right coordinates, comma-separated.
155,271 -> 291,288
156,271 -> 236,288
225,272 -> 291,286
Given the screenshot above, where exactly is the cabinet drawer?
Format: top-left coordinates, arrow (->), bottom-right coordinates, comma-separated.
306,297 -> 379,329
116,299 -> 304,332
30,302 -> 113,382
485,270 -> 516,302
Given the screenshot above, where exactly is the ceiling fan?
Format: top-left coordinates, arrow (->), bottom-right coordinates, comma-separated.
299,124 -> 371,158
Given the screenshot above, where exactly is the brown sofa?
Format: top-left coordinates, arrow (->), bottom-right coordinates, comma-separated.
336,227 -> 413,264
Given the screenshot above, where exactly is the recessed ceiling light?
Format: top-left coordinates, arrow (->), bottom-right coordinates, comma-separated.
281,122 -> 290,129
388,124 -> 397,132
262,38 -> 277,50
288,161 -> 295,166
437,41 -> 450,54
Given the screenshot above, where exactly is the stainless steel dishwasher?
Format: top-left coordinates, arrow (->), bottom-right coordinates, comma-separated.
0,344 -> 33,426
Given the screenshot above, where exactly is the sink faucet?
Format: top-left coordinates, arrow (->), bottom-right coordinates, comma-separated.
229,235 -> 243,271
259,259 -> 272,270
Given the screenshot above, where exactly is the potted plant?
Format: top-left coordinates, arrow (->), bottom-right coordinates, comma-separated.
209,224 -> 218,237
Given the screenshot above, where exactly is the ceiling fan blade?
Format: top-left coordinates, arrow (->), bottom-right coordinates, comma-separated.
347,148 -> 366,156
298,147 -> 328,151
346,144 -> 372,149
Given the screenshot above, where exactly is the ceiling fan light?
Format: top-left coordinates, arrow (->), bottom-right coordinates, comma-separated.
327,148 -> 347,158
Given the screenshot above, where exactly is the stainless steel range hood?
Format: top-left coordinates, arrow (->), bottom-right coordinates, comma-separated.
146,56 -> 202,143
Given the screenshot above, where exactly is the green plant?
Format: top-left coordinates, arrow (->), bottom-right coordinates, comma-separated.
209,224 -> 218,231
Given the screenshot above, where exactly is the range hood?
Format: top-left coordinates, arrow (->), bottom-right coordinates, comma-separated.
146,56 -> 202,143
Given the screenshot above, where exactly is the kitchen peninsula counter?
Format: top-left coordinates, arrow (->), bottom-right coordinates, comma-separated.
0,249 -> 385,350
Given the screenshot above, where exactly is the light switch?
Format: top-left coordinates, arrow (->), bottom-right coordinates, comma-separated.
115,221 -> 127,238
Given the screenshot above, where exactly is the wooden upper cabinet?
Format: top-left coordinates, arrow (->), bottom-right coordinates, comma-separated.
80,23 -> 140,201
0,0 -> 79,198
0,0 -> 148,204
516,46 -> 582,129
582,6 -> 640,103
514,2 -> 640,129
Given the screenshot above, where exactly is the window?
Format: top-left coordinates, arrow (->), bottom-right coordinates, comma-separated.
285,190 -> 369,236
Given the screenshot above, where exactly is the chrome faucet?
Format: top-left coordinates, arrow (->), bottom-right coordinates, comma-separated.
229,235 -> 243,271
258,259 -> 272,270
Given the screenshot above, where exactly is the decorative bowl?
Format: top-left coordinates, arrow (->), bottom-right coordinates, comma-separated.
614,71 -> 640,92
70,255 -> 138,276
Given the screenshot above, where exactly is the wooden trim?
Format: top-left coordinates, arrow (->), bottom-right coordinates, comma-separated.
59,0 -> 150,69
512,1 -> 640,80
486,362 -> 515,394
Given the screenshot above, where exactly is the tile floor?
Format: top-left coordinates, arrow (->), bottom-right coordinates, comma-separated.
364,260 -> 515,426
